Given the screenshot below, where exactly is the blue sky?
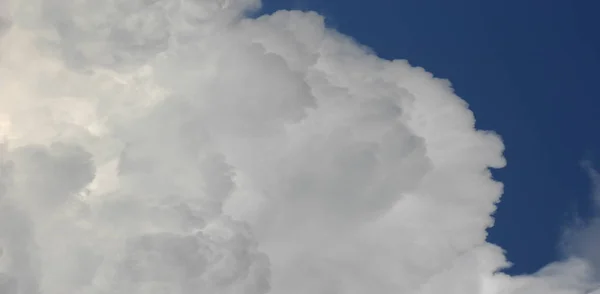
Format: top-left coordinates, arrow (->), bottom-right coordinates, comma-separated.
257,0 -> 600,275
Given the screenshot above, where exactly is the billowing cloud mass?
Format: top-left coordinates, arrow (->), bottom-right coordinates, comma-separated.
0,0 -> 598,293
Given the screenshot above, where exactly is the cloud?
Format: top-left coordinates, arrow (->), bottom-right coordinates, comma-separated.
559,162 -> 600,281
0,0 -> 598,293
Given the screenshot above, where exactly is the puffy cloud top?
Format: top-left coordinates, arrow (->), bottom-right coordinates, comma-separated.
0,0 -> 598,293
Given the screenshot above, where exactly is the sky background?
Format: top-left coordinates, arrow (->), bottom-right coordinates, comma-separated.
257,0 -> 600,275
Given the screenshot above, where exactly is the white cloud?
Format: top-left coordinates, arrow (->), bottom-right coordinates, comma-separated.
559,162 -> 600,282
0,0 -> 598,293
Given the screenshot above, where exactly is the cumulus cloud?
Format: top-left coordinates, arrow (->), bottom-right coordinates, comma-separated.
0,0 -> 598,293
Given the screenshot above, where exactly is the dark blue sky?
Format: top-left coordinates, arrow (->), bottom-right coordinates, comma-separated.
257,0 -> 600,275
